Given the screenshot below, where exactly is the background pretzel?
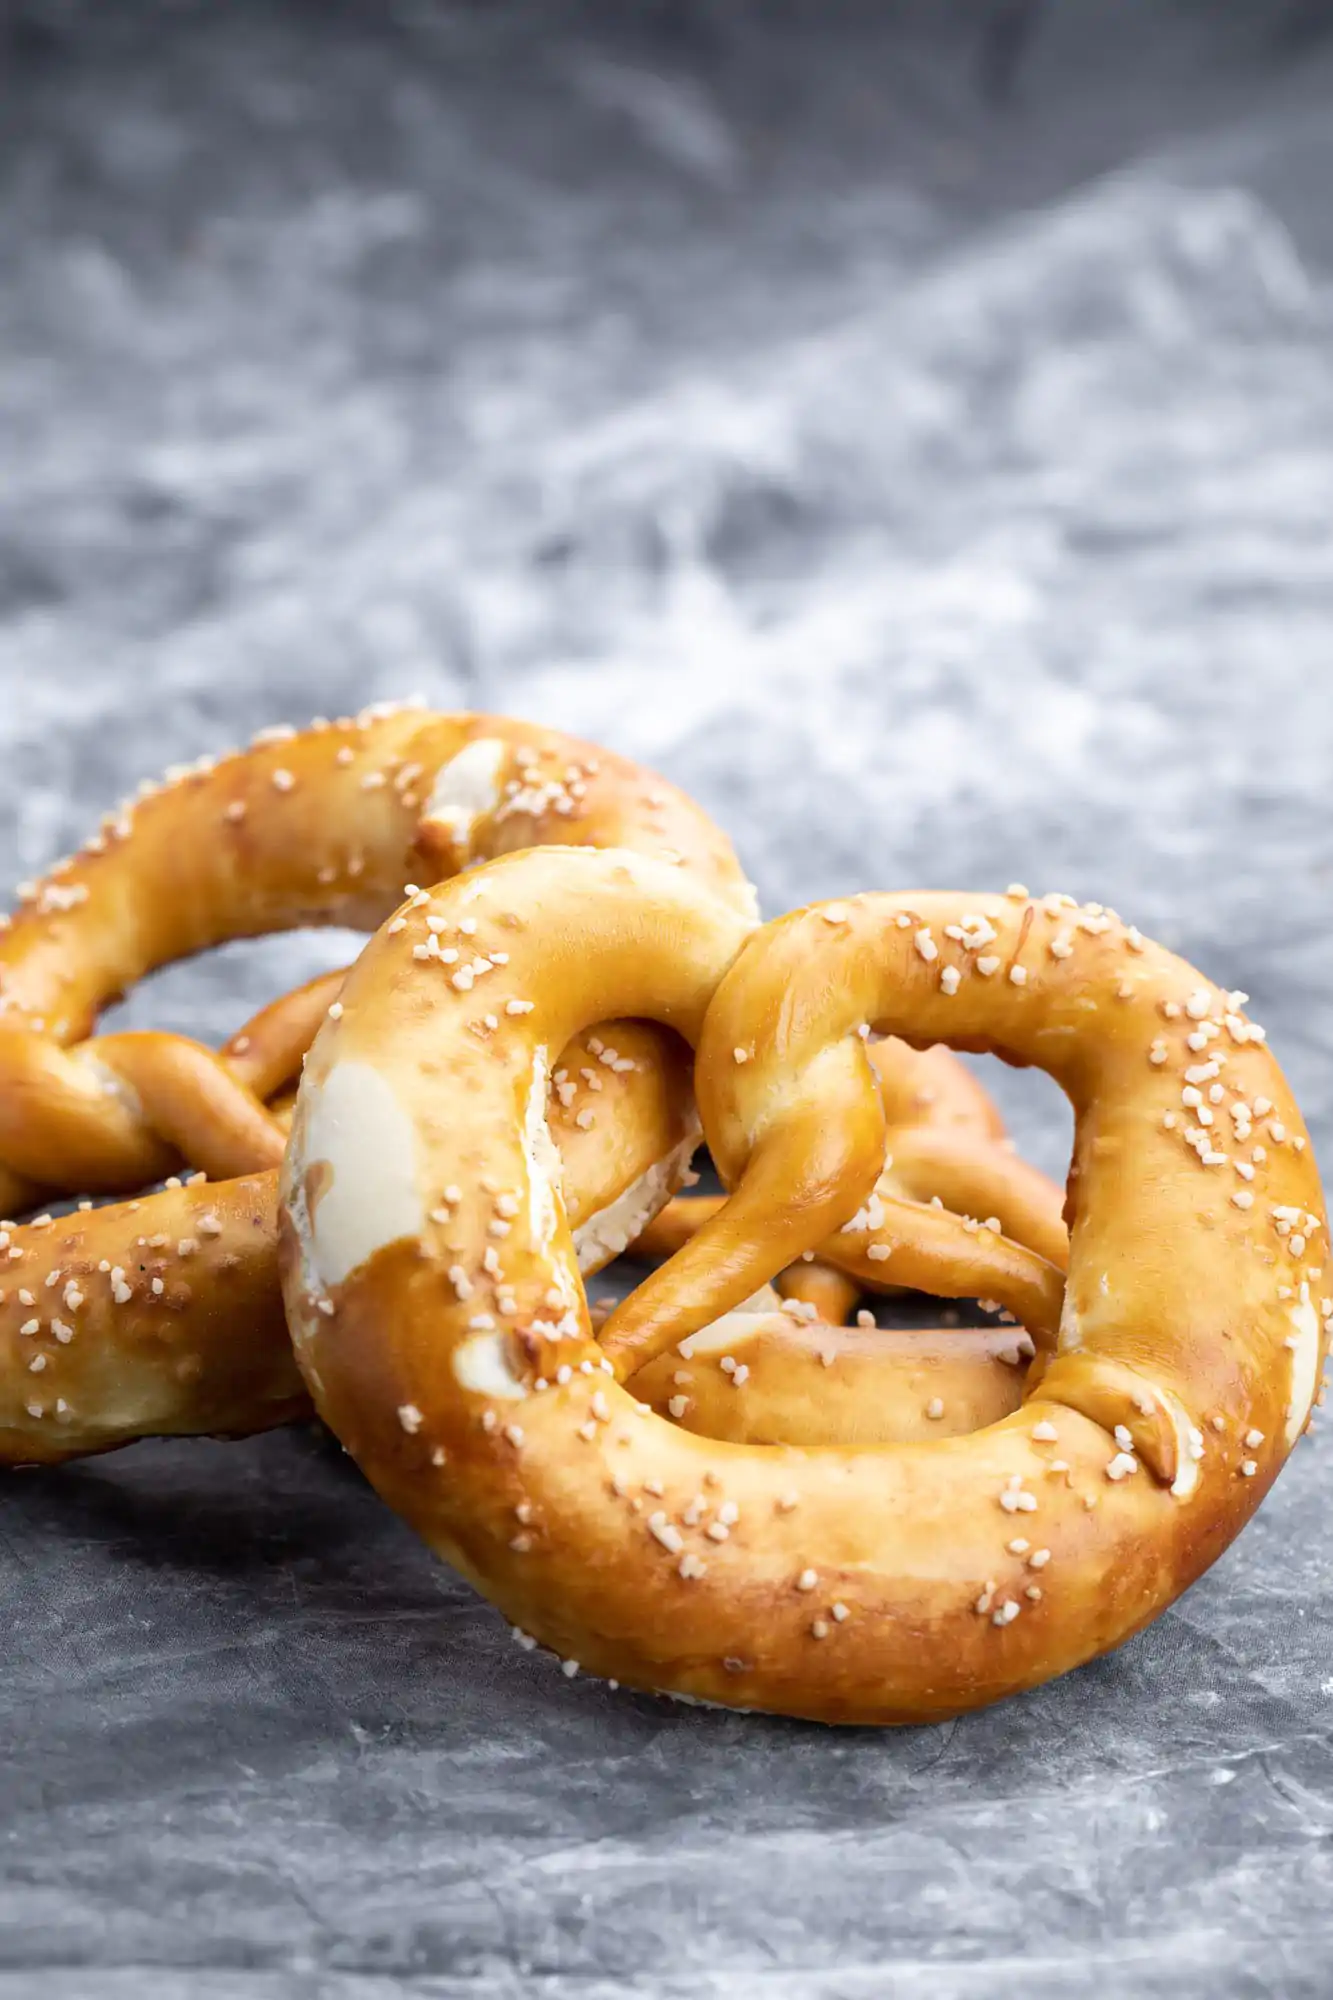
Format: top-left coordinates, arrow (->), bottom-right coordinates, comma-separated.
279,849 -> 1324,1723
0,708 -> 749,1461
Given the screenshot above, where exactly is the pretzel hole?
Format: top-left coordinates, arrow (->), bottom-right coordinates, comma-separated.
96,930 -> 362,1060
947,1051 -> 1073,1189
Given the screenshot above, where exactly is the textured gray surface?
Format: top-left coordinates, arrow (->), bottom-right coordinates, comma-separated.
4,3 -> 1333,1992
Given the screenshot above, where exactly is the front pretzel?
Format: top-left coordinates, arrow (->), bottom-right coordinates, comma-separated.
281,853 -> 1325,1723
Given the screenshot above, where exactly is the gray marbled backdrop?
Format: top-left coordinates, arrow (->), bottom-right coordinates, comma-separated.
4,3 -> 1333,1994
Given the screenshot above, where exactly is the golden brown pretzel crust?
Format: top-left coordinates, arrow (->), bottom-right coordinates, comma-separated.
280,852 -> 1326,1724
0,708 -> 750,1462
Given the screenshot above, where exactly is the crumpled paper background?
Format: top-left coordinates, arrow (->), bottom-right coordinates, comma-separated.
3,3 -> 1333,1992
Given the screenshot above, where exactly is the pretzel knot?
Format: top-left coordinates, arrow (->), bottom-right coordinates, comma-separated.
632,1033 -> 1069,1347
0,1022 -> 290,1219
280,851 -> 1326,1724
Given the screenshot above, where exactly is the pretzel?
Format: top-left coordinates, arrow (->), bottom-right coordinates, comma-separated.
0,707 -> 752,1462
632,1035 -> 1068,1330
281,852 -> 1325,1722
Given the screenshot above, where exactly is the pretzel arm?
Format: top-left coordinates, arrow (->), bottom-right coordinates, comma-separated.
885,1127 -> 1069,1270
824,1194 -> 1061,1348
90,1033 -> 288,1181
224,969 -> 350,1098
0,1028 -> 177,1189
774,1263 -> 861,1326
0,1176 -> 301,1464
631,1316 -> 1027,1445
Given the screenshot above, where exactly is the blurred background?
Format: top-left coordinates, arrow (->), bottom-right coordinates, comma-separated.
5,3 -> 1333,1992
